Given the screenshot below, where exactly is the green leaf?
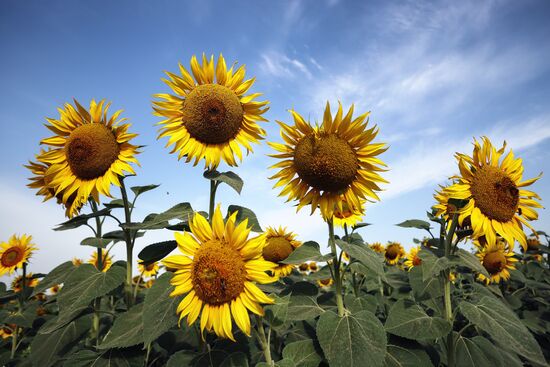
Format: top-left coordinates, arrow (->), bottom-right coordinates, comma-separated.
122,202 -> 193,230
264,294 -> 290,328
142,272 -> 180,344
287,294 -> 324,321
103,230 -> 144,243
384,345 -> 434,367
281,241 -> 329,264
419,250 -> 452,281
99,304 -> 144,349
166,351 -> 197,367
455,334 -> 490,367
33,261 -> 77,294
396,219 -> 431,231
38,306 -> 90,334
454,249 -> 489,277
352,222 -> 371,230
459,296 -> 546,365
220,352 -> 249,367
103,199 -> 132,209
408,267 -> 443,301
80,237 -> 112,249
138,240 -> 177,264
67,348 -> 145,367
57,264 -> 125,318
317,310 -> 387,367
54,208 -> 111,231
131,184 -> 160,196
204,170 -> 244,194
345,294 -> 378,314
282,340 -> 323,367
226,205 -> 262,232
30,316 -> 90,367
385,299 -> 451,340
5,303 -> 39,327
337,240 -> 386,281
471,336 -> 504,366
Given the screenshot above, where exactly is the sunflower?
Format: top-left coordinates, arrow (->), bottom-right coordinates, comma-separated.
72,257 -> 83,266
0,325 -> 15,339
25,151 -> 82,217
333,197 -> 366,228
317,278 -> 334,288
526,238 -> 540,251
50,284 -> 61,294
449,272 -> 457,283
153,54 -> 268,169
37,99 -> 140,218
384,242 -> 405,265
308,262 -> 319,272
369,242 -> 385,254
11,274 -> 39,292
298,263 -> 309,273
404,246 -> 422,270
138,261 -> 160,278
88,252 -> 113,272
261,226 -> 301,277
162,205 -> 277,341
269,102 -> 387,220
0,234 -> 37,276
342,252 -> 350,262
444,137 -> 542,251
476,240 -> 517,284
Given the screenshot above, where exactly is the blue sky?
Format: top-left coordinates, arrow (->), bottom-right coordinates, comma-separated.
1,0 -> 550,281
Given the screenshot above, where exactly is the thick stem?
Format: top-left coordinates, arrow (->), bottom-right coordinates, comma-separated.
120,177 -> 134,307
10,326 -> 18,359
327,219 -> 345,317
256,316 -> 273,366
444,214 -> 459,367
133,272 -> 143,302
208,179 -> 218,224
89,200 -> 103,346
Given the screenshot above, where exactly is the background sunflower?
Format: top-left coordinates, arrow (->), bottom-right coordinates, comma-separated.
261,226 -> 301,277
476,239 -> 517,284
0,234 -> 37,276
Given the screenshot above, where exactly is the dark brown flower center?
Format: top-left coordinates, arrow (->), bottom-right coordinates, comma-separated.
294,133 -> 358,192
145,263 -> 156,271
527,238 -> 540,251
1,247 -> 23,267
385,244 -> 401,260
192,240 -> 246,305
319,279 -> 332,286
483,251 -> 507,274
299,263 -> 309,271
182,84 -> 243,144
470,165 -> 519,222
65,123 -> 120,180
262,236 -> 294,263
412,256 -> 422,266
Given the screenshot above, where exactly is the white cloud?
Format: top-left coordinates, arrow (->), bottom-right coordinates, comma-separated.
260,51 -> 312,79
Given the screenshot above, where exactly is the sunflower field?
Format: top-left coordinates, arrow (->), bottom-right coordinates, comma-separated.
1,54 -> 549,367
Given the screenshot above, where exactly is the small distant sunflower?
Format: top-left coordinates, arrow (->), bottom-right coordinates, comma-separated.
476,240 -> 517,284
526,238 -> 540,251
138,261 -> 160,278
50,284 -> 61,294
308,262 -> 318,272
384,242 -> 405,265
0,234 -> 37,276
404,246 -> 422,270
12,274 -> 39,292
298,263 -> 309,273
317,278 -> 334,288
369,242 -> 385,254
449,272 -> 457,283
444,137 -> 542,251
162,205 -> 277,341
269,102 -> 388,220
36,307 -> 47,316
333,197 -> 366,228
38,99 -> 140,218
261,226 -> 301,277
144,279 -> 154,288
154,54 -> 269,169
72,257 -> 83,266
342,252 -> 350,262
0,325 -> 15,339
88,252 -> 113,272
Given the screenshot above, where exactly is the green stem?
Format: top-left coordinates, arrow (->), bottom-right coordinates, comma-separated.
90,200 -> 103,347
256,316 -> 273,366
119,177 -> 134,307
208,179 -> 218,224
444,213 -> 459,367
133,272 -> 143,302
327,219 -> 345,317
10,326 -> 18,359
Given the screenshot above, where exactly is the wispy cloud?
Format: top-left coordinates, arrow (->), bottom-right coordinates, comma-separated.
259,51 -> 313,79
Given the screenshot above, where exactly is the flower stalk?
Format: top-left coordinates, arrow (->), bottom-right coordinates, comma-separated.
119,177 -> 134,307
328,218 -> 345,317
90,200 -> 103,347
256,316 -> 273,366
444,213 -> 459,367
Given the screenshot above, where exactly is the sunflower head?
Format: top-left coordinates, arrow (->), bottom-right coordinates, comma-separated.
72,257 -> 83,267
476,239 -> 517,284
37,99 -> 140,218
138,261 -> 160,278
384,242 -> 405,265
154,54 -> 268,169
333,197 -> 366,228
404,246 -> 422,270
298,263 -> 309,273
317,278 -> 334,288
0,325 -> 16,339
369,242 -> 385,254
50,284 -> 61,294
444,137 -> 542,251
308,262 -> 319,272
11,273 -> 39,292
269,102 -> 388,219
0,234 -> 37,276
261,226 -> 301,277
162,205 -> 277,341
88,251 -> 113,272
526,238 -> 540,251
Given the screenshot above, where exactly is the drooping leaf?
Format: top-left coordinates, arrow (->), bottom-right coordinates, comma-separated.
455,334 -> 491,367
130,184 -> 160,196
33,261 -> 77,294
419,251 -> 452,281
138,240 -> 178,264
99,304 -> 144,349
396,219 -> 431,231
459,296 -> 546,365
204,170 -> 244,194
54,208 -> 111,231
80,237 -> 112,249
142,272 -> 180,344
471,336 -> 504,366
226,205 -> 262,232
384,345 -> 434,367
337,240 -> 386,281
122,202 -> 193,230
385,299 -> 451,340
454,249 -> 489,277
102,230 -> 144,243
317,310 -> 387,367
408,267 -> 443,301
282,339 -> 323,367
281,241 -> 329,264
66,347 -> 146,367
264,294 -> 291,328
103,199 -> 131,209
352,222 -> 371,230
284,282 -> 324,321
